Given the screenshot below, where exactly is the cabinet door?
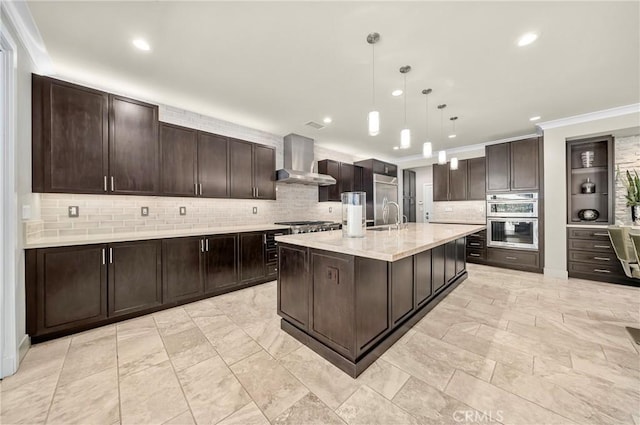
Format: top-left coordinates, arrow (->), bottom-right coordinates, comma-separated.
445,241 -> 457,283
339,163 -> 354,194
510,138 -> 539,191
162,237 -> 204,303
36,244 -> 107,335
278,244 -> 309,329
486,143 -> 511,193
254,144 -> 276,199
160,123 -> 197,197
318,160 -> 341,202
467,157 -> 486,200
455,238 -> 466,276
108,240 -> 162,317
431,245 -> 446,293
198,132 -> 229,198
449,160 -> 468,201
353,165 -> 364,192
239,232 -> 266,282
109,96 -> 159,195
415,250 -> 432,307
432,164 -> 450,201
33,76 -> 109,194
391,256 -> 414,325
229,139 -> 254,199
205,234 -> 238,293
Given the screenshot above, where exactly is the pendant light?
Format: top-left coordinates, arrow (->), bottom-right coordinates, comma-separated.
399,66 -> 411,149
437,104 -> 447,164
421,88 -> 433,158
449,116 -> 459,170
367,33 -> 380,136
450,157 -> 459,170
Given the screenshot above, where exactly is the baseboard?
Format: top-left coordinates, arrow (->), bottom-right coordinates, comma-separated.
544,267 -> 569,279
18,334 -> 30,363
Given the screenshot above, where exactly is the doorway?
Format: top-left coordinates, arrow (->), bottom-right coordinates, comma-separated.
422,183 -> 433,223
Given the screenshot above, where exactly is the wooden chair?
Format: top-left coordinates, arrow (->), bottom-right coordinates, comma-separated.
608,226 -> 640,279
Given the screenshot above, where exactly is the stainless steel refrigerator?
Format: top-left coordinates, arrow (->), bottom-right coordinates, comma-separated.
373,174 -> 399,225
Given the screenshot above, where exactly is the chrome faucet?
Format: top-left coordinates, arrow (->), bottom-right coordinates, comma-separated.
383,201 -> 401,230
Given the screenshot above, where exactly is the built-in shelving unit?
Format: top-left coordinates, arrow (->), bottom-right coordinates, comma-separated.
566,135 -> 614,225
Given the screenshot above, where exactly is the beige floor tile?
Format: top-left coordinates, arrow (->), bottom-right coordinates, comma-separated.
243,318 -> 301,359
491,362 -> 625,424
162,410 -> 196,425
154,307 -> 196,336
570,352 -> 640,394
427,303 -> 509,331
58,330 -> 117,385
356,358 -> 410,400
176,355 -> 251,425
183,298 -> 225,318
602,345 -> 640,371
161,326 -> 216,371
47,367 -> 119,425
117,322 -> 169,377
392,376 -> 479,425
119,361 -> 189,425
464,300 -> 537,326
216,402 -> 269,425
272,393 -> 345,425
0,373 -> 58,424
194,315 -> 262,365
279,345 -> 359,409
445,370 -> 576,425
335,385 -> 419,425
0,338 -> 69,392
230,350 -> 309,420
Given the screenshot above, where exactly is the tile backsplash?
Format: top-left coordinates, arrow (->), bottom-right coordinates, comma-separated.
614,134 -> 640,224
431,201 -> 486,223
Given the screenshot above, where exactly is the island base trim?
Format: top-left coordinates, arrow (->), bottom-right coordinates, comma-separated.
280,270 -> 468,378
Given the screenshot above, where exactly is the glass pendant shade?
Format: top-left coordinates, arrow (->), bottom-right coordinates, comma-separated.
450,157 -> 459,170
438,150 -> 447,164
400,128 -> 411,149
368,110 -> 380,136
422,142 -> 432,158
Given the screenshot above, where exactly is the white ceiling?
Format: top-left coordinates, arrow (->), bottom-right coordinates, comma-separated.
27,1 -> 640,160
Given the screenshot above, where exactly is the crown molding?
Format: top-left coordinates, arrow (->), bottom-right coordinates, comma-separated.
536,103 -> 640,131
1,1 -> 54,74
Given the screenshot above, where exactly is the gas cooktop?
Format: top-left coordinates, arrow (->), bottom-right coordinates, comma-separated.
274,221 -> 341,234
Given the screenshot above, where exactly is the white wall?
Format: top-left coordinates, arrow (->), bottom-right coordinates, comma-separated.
542,113 -> 640,278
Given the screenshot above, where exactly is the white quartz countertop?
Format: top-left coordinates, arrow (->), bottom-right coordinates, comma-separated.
275,223 -> 487,262
24,224 -> 291,249
429,219 -> 486,225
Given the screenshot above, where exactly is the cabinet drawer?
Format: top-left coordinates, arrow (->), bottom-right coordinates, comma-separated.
266,263 -> 277,276
568,228 -> 610,241
267,249 -> 278,263
468,230 -> 486,240
487,248 -> 539,268
467,249 -> 486,261
568,239 -> 613,252
466,239 -> 485,249
568,261 -> 624,278
568,250 -> 616,265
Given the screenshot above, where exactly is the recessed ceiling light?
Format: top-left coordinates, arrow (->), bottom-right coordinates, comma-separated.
517,32 -> 538,47
529,116 -> 541,121
448,134 -> 456,139
323,117 -> 332,124
132,38 -> 151,51
392,89 -> 403,97
393,146 -> 399,150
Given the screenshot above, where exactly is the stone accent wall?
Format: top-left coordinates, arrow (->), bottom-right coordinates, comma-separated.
431,200 -> 486,223
614,134 -> 640,224
30,104 -> 352,240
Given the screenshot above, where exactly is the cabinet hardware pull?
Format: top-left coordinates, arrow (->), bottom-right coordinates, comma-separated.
102,248 -> 106,265
505,256 -> 517,260
109,248 -> 113,264
110,176 -> 114,192
200,239 -> 204,253
469,253 -> 480,257
594,269 -> 611,273
263,234 -> 267,245
199,184 -> 203,196
256,187 -> 259,197
205,239 -> 209,252
195,183 -> 198,195
594,245 -> 610,249
469,242 -> 480,246
104,176 -> 108,192
593,257 -> 610,261
593,232 -> 608,236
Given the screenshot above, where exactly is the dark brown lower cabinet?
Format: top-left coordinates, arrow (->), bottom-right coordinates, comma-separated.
108,240 -> 162,317
240,232 -> 266,282
445,241 -> 457,283
355,258 -> 389,353
162,237 -> 204,303
432,245 -> 446,293
204,234 -> 238,293
29,244 -> 107,336
415,250 -> 432,307
391,256 -> 414,325
277,244 -> 309,329
456,238 -> 466,276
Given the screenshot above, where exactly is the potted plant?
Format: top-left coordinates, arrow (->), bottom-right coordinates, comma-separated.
619,168 -> 640,224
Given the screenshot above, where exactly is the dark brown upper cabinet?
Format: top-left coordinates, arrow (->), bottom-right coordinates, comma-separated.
403,169 -> 416,222
229,139 -> 276,200
109,95 -> 160,195
486,138 -> 539,193
466,157 -> 486,200
199,132 -> 230,198
32,75 -> 109,194
448,160 -> 468,201
160,123 -> 198,197
432,163 -> 450,202
318,159 -> 360,202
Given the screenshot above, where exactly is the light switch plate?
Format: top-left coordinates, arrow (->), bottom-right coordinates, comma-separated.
179,206 -> 187,216
141,206 -> 149,217
444,207 -> 453,212
329,207 -> 333,213
252,207 -> 258,214
68,206 -> 79,218
22,205 -> 32,220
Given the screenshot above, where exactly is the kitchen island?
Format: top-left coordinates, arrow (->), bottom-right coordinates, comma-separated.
275,222 -> 486,377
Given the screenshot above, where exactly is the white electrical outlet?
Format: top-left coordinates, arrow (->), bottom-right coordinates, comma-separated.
329,207 -> 332,213
68,206 -> 79,217
253,207 -> 258,214
179,206 -> 187,216
445,207 -> 453,212
22,205 -> 32,220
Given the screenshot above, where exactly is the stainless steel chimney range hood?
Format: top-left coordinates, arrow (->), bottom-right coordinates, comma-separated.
276,134 -> 337,186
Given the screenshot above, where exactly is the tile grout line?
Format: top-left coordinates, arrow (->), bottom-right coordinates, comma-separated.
42,338 -> 72,424
115,325 -> 123,425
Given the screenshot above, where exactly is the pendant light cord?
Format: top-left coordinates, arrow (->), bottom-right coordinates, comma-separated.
403,74 -> 407,126
425,94 -> 428,139
371,44 -> 375,106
